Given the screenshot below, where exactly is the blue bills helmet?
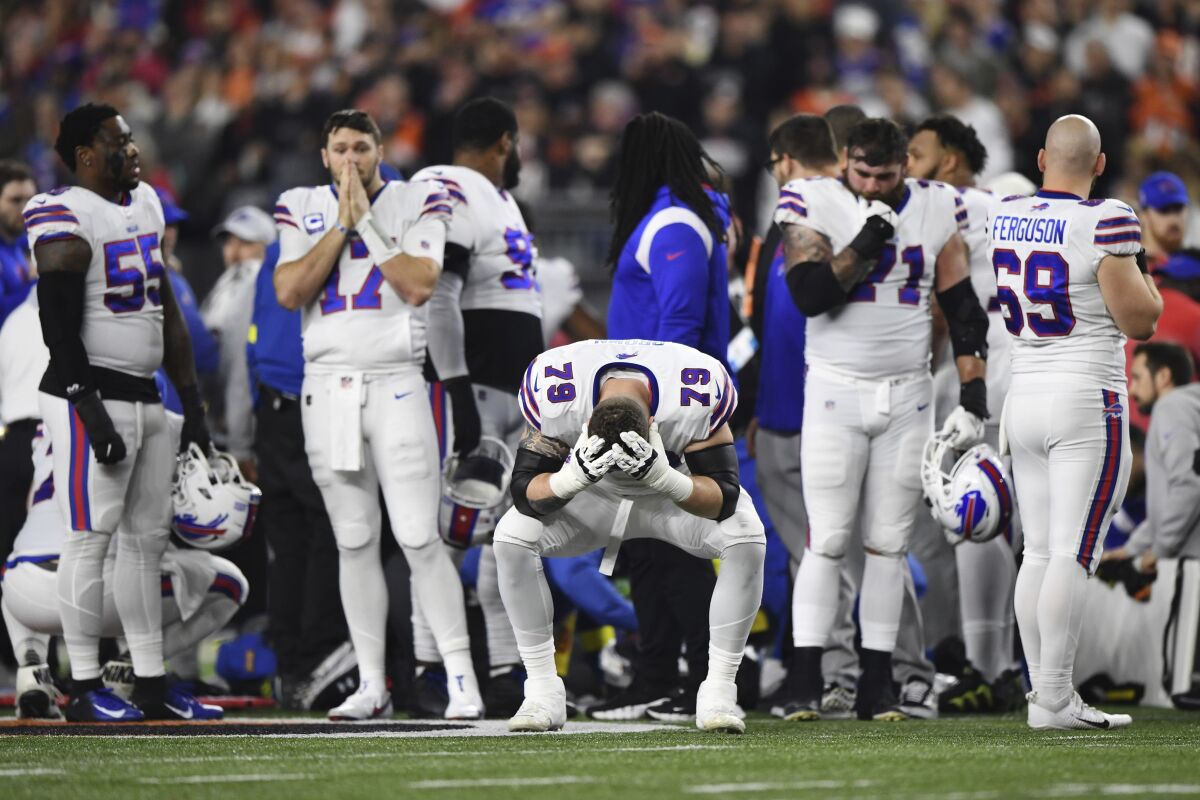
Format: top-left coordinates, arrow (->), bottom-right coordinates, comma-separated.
172,444 -> 262,551
438,436 -> 514,549
921,432 -> 1014,546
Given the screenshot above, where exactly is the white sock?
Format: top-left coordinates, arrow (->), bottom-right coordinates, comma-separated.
792,550 -> 843,648
859,552 -> 904,653
478,544 -> 520,666
494,541 -> 557,680
707,643 -> 743,685
338,540 -> 388,685
409,583 -> 441,663
57,531 -> 113,680
957,537 -> 1017,681
1014,552 -> 1048,695
710,542 -> 765,653
1035,555 -> 1089,710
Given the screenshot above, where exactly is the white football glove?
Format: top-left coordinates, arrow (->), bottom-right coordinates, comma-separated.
613,423 -> 693,502
863,199 -> 899,230
939,406 -> 986,449
547,426 -> 620,500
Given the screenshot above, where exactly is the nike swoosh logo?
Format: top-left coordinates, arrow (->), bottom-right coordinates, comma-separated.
665,251 -> 686,261
95,705 -> 129,719
395,392 -> 412,400
165,702 -> 194,720
1080,717 -> 1109,729
917,403 -> 929,411
616,353 -> 638,360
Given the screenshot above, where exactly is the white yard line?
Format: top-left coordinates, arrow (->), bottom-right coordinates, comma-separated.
686,781 -> 876,794
138,774 -> 314,785
1041,785 -> 1200,797
408,776 -> 597,789
0,769 -> 66,777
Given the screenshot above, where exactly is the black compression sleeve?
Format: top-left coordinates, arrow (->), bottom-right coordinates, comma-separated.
443,243 -> 471,280
936,278 -> 989,360
684,443 -> 741,522
37,272 -> 93,399
784,261 -> 847,317
510,447 -> 568,518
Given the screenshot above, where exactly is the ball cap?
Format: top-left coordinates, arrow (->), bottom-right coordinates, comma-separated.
1158,249 -> 1200,281
1139,171 -> 1189,211
212,205 -> 276,244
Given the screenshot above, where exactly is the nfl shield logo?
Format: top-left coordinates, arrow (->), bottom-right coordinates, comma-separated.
825,400 -> 836,411
341,376 -> 354,388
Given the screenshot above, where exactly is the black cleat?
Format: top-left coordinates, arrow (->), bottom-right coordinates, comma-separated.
483,665 -> 526,719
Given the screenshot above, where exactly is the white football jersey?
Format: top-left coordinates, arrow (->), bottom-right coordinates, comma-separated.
10,427 -> 61,557
24,183 -> 166,378
987,191 -> 1142,390
275,180 -> 449,373
518,339 -> 736,496
410,165 -> 541,318
775,177 -> 965,379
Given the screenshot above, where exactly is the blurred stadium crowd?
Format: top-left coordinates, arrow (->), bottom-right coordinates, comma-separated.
3,0 -> 1200,278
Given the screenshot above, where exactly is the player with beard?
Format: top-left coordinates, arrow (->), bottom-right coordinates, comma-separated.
274,109 -> 483,720
782,118 -> 990,720
412,98 -> 540,717
26,103 -> 214,720
906,115 -> 1025,700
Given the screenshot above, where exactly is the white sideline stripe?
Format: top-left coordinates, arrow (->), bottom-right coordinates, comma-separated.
1041,785 -> 1200,797
686,781 -> 876,794
409,777 -> 596,789
0,769 -> 66,777
139,774 -> 314,785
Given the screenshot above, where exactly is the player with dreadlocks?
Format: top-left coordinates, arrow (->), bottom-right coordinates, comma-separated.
586,111 -> 739,722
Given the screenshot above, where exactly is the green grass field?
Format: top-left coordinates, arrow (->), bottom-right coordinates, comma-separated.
3,708 -> 1199,799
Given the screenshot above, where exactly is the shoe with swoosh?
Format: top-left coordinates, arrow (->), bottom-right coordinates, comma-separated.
1026,690 -> 1132,730
65,687 -> 145,722
139,686 -> 225,721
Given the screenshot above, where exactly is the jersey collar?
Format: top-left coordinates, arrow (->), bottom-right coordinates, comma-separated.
592,363 -> 660,417
1035,188 -> 1083,200
893,186 -> 912,214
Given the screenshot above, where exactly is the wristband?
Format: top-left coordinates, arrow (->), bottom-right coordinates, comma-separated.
547,467 -> 589,500
334,221 -> 348,235
653,467 -> 695,503
356,211 -> 401,265
959,378 -> 988,420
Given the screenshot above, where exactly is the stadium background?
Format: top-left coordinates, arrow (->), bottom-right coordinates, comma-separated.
3,0 -> 1199,308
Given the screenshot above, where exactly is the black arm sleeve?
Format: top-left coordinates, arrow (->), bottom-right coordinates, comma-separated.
443,242 -> 472,280
511,447 -> 569,518
37,272 -> 93,399
936,277 -> 989,360
684,443 -> 741,522
784,261 -> 848,317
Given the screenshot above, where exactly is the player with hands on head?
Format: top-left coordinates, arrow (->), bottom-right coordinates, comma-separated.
776,117 -> 989,721
27,103 -> 212,722
494,339 -> 765,735
273,109 -> 482,721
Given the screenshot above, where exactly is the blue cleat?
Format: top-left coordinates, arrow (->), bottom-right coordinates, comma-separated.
155,685 -> 225,720
65,687 -> 146,722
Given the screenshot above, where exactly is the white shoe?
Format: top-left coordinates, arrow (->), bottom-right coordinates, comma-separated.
16,664 -> 64,720
328,679 -> 393,721
1026,691 -> 1132,731
695,679 -> 745,734
508,676 -> 567,732
100,657 -> 134,701
445,669 -> 484,720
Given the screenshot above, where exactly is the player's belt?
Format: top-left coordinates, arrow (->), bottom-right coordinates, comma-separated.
259,383 -> 299,411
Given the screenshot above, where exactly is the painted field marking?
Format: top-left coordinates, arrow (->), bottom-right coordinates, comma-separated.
0,769 -> 66,777
686,780 -> 876,794
138,774 -> 315,785
408,776 -> 597,789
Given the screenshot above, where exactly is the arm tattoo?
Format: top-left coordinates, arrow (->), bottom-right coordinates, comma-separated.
830,245 -> 878,291
519,427 -> 570,459
781,223 -> 833,269
529,495 -> 570,515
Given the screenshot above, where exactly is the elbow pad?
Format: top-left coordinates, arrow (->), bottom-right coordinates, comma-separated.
937,278 -> 989,360
784,262 -> 847,317
684,443 -> 741,522
511,447 -> 567,518
37,272 -> 93,398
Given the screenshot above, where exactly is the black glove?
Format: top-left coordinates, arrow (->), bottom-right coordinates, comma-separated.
443,376 -> 481,456
72,392 -> 126,465
848,215 -> 895,262
959,377 -> 989,420
178,384 -> 211,454
1095,557 -> 1156,602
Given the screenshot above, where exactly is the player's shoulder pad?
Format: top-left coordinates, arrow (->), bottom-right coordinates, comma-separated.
774,176 -> 850,227
913,178 -> 968,231
413,165 -> 472,205
1001,194 -> 1026,202
23,188 -> 86,245
1089,198 -> 1141,251
704,360 -> 738,437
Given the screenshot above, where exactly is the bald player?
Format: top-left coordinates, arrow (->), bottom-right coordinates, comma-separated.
990,115 -> 1161,730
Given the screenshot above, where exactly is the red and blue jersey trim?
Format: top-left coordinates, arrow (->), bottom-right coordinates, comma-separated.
519,359 -> 542,430
1078,390 -> 1123,567
210,572 -> 245,603
446,506 -> 480,548
428,382 -> 449,462
708,367 -> 737,434
273,204 -> 299,229
777,189 -> 807,217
